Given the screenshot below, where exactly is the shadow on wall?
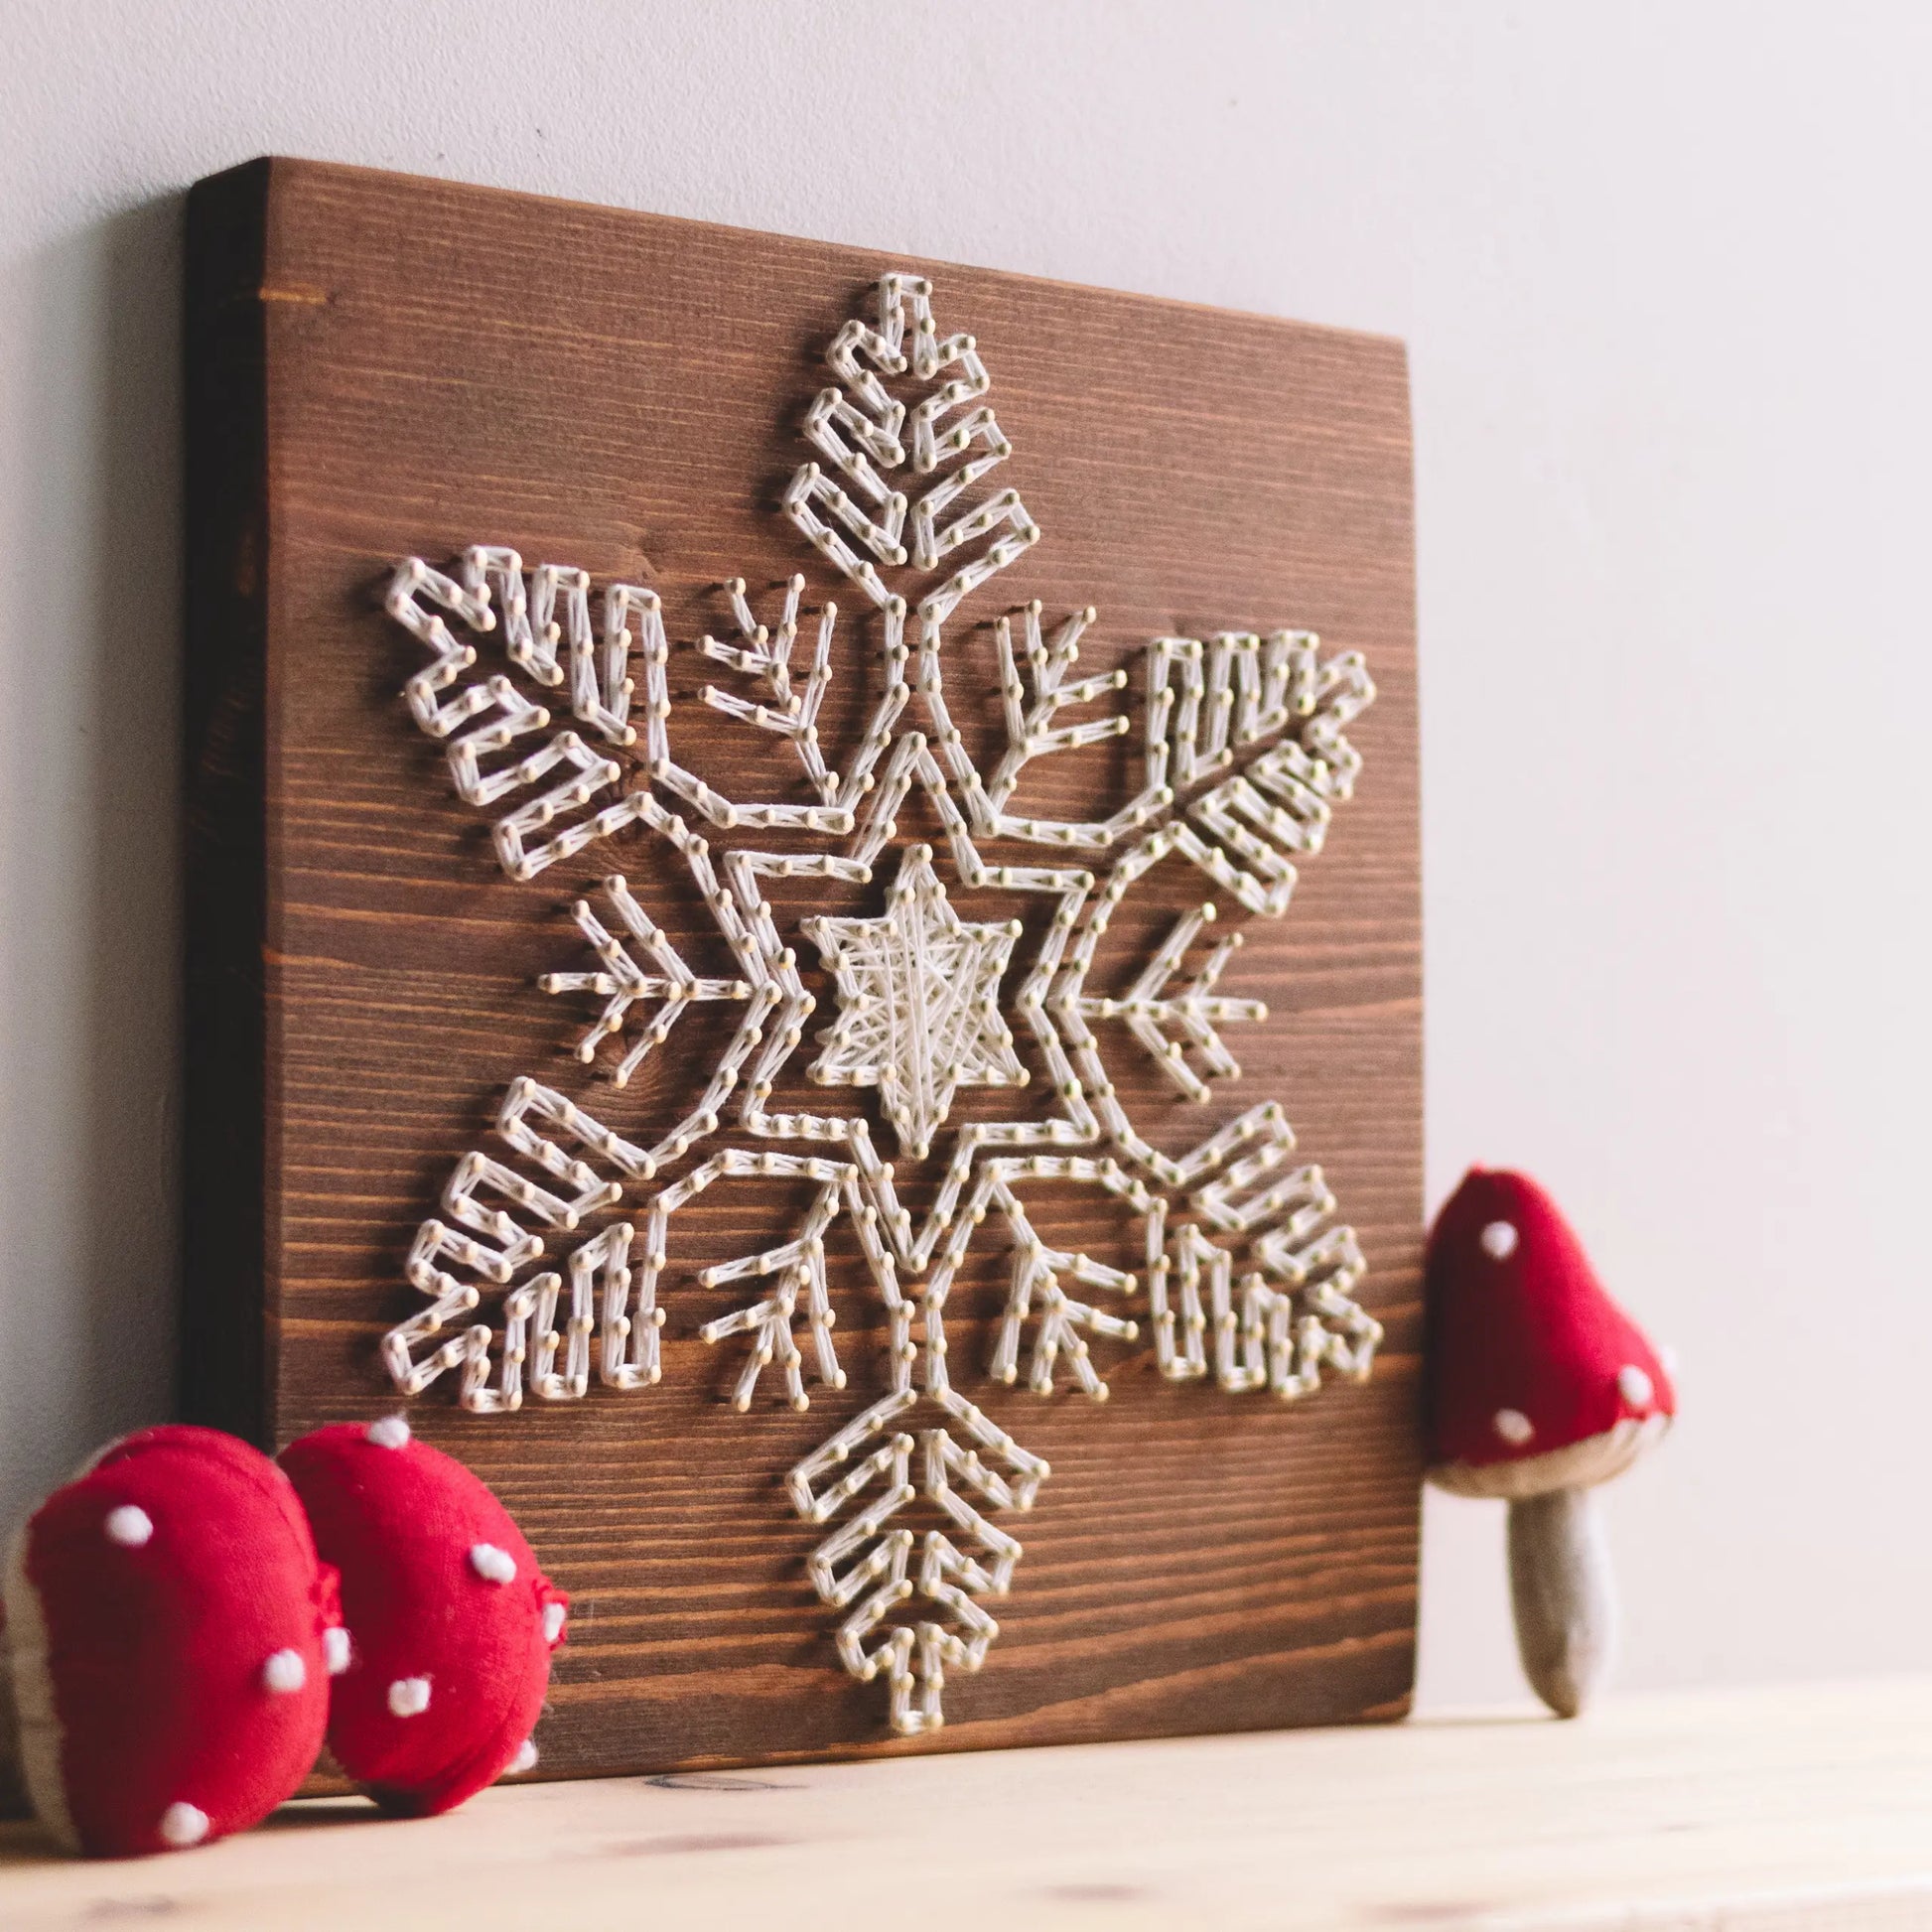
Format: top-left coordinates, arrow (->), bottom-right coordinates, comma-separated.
3,195 -> 186,1536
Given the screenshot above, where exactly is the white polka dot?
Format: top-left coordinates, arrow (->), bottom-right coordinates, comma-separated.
1492,1408 -> 1535,1447
158,1802 -> 209,1848
388,1676 -> 432,1718
366,1416 -> 412,1449
542,1600 -> 566,1645
469,1542 -> 517,1585
1479,1220 -> 1519,1260
1659,1343 -> 1681,1378
508,1738 -> 539,1775
323,1626 -> 352,1676
261,1648 -> 307,1694
104,1505 -> 153,1548
1617,1364 -> 1655,1408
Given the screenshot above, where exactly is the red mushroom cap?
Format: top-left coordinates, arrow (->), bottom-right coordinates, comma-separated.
278,1419 -> 566,1817
1426,1169 -> 1675,1498
2,1425 -> 342,1857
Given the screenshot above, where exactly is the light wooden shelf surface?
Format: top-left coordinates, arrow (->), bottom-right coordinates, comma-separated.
4,1676 -> 1930,1929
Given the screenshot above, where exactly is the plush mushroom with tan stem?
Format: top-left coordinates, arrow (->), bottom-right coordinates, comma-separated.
1425,1168 -> 1675,1718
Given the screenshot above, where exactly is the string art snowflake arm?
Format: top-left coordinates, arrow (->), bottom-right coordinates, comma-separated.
694,576 -> 909,822
1137,1111 -> 1384,1400
621,1148 -> 889,1413
387,548 -> 655,881
383,1079 -> 652,1413
1037,623 -> 1375,1169
391,545 -> 897,869
775,1198 -> 1026,1737
785,1291 -> 1050,1736
981,1159 -> 1147,1400
539,875 -> 752,1089
783,275 -> 1038,626
1167,635 -> 1377,915
383,796 -> 796,1413
1080,899 -> 1267,1105
923,614 -> 1376,879
922,602 -> 1174,853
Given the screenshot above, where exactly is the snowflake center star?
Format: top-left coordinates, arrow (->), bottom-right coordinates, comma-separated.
800,843 -> 1030,1161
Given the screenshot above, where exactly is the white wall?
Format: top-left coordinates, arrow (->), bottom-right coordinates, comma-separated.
3,0 -> 1926,1710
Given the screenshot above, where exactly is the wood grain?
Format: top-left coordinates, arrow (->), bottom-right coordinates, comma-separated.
12,1680 -> 1932,1930
182,157 -> 1423,1778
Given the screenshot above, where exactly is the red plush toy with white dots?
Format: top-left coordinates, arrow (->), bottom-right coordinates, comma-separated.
2,1426 -> 345,1858
279,1417 -> 567,1816
1426,1167 -> 1676,1718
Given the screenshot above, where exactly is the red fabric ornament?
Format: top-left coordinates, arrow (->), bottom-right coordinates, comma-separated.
279,1418 -> 566,1817
2,1425 -> 343,1858
1426,1167 -> 1676,1481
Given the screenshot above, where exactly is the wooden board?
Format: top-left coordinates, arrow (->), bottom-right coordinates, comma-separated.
12,1680 -> 1932,1929
182,157 -> 1422,1777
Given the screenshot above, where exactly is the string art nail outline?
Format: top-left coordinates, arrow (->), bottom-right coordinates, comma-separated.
378,271 -> 1384,1734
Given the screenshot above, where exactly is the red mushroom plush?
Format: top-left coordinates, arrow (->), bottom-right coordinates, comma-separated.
1,1426 -> 344,1857
1426,1169 -> 1675,1717
279,1418 -> 567,1816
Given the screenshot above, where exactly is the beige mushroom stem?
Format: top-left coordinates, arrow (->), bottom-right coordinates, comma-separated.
1507,1485 -> 1616,1720
1433,1415 -> 1667,1721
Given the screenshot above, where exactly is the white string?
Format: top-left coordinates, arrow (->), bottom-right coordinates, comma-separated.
378,269 -> 1389,1735
781,273 -> 1039,626
802,842 -> 1030,1162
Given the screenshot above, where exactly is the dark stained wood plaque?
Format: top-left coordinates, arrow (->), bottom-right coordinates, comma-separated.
183,157 -> 1423,1776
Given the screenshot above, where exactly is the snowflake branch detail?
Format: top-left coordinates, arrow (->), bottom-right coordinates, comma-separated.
540,875 -> 751,1088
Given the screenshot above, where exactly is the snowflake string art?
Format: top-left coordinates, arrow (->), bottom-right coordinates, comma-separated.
378,272 -> 1384,1735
